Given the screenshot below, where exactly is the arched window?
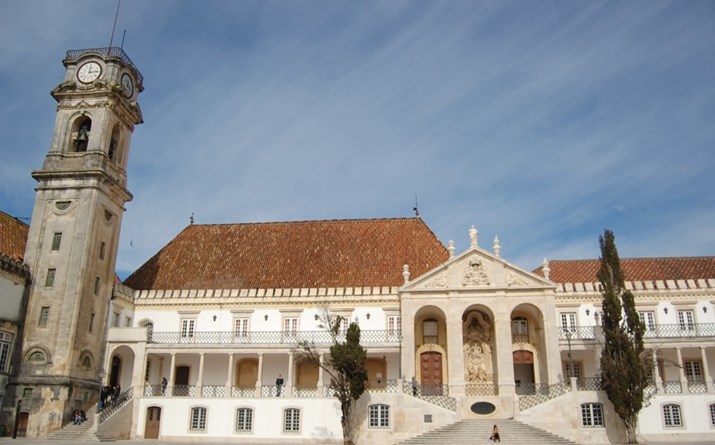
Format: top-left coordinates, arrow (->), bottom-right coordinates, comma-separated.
140,321 -> 154,341
580,403 -> 604,427
368,404 -> 390,429
71,117 -> 92,152
663,404 -> 682,427
108,124 -> 120,161
81,355 -> 92,369
28,350 -> 46,363
189,407 -> 207,432
235,407 -> 253,433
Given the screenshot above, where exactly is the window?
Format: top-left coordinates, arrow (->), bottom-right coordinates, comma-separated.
23,388 -> 33,398
368,404 -> 390,429
512,317 -> 528,336
678,310 -> 694,331
387,315 -> 401,334
39,306 -> 50,327
423,319 -> 438,343
99,241 -> 106,260
283,317 -> 298,338
51,232 -> 62,251
581,403 -> 604,427
234,318 -> 249,337
94,276 -> 101,295
0,332 -> 13,372
638,311 -> 656,333
560,312 -> 577,333
112,312 -> 120,328
125,316 -> 132,327
564,361 -> 582,381
81,356 -> 92,368
709,403 -> 715,427
190,407 -> 207,432
283,408 -> 300,433
28,351 -> 45,363
45,268 -> 56,288
235,407 -> 253,433
663,404 -> 682,427
89,312 -> 95,333
646,359 -> 665,384
684,360 -> 703,383
181,319 -> 195,338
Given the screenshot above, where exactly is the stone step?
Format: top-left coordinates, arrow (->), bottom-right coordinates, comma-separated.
398,419 -> 577,445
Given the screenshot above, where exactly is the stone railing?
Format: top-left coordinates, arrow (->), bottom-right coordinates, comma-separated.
518,382 -> 569,411
465,382 -> 499,396
558,323 -> 715,340
149,329 -> 401,345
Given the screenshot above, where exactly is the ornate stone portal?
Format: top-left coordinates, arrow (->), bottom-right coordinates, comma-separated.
462,311 -> 494,383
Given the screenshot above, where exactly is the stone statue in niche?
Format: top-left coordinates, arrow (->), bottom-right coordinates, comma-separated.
463,311 -> 494,382
462,256 -> 490,286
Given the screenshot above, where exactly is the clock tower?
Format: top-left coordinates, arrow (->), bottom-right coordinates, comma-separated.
7,48 -> 143,436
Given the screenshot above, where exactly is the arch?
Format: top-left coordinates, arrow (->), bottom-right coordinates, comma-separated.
108,123 -> 121,161
414,305 -> 447,348
139,319 -> 154,341
70,115 -> 92,152
235,358 -> 258,388
510,303 -> 547,385
78,350 -> 94,370
365,357 -> 387,389
107,345 -> 136,391
25,345 -> 50,364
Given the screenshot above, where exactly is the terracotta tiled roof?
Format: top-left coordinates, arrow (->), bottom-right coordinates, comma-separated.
534,257 -> 715,284
0,210 -> 29,263
124,218 -> 448,290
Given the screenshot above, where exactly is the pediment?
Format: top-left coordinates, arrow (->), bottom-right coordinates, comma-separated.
403,247 -> 553,292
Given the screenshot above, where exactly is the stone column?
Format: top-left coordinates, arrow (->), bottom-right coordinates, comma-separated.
317,354 -> 324,395
676,347 -> 687,392
446,318 -> 465,396
197,352 -> 205,396
700,347 -> 714,393
652,349 -> 663,393
495,311 -> 516,397
225,353 -> 234,397
401,300 -> 416,380
287,352 -> 294,397
256,353 -> 264,396
168,353 -> 176,396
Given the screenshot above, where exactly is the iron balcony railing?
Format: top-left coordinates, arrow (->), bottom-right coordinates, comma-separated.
65,47 -> 143,84
558,323 -> 715,340
148,329 -> 401,345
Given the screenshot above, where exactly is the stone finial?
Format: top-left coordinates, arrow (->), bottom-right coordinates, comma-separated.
469,225 -> 478,248
448,240 -> 455,258
542,258 -> 550,280
402,264 -> 410,283
493,236 -> 501,257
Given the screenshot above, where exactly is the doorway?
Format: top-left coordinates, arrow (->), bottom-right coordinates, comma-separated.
17,412 -> 29,437
513,350 -> 535,395
174,366 -> 190,396
110,356 -> 121,387
420,351 -> 443,395
144,406 -> 161,439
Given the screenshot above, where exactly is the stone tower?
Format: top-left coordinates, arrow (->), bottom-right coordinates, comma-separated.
8,48 -> 143,437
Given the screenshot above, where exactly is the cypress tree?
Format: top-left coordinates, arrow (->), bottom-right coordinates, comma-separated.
597,230 -> 647,444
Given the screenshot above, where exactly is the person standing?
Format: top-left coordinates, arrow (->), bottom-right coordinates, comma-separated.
161,377 -> 168,395
411,376 -> 418,396
276,374 -> 284,396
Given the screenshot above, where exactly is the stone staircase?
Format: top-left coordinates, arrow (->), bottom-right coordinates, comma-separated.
398,419 -> 578,445
43,406 -> 115,442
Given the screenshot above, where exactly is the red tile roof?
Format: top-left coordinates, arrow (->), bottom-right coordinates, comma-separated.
124,218 -> 448,290
0,210 -> 29,263
534,257 -> 715,283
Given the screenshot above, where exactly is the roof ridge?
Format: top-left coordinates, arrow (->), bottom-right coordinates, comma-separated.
184,216 -> 424,228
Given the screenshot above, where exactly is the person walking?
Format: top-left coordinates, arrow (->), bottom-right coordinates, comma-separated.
490,424 -> 500,442
411,376 -> 418,396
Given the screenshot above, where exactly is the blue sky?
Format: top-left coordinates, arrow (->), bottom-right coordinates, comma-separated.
1,0 -> 714,279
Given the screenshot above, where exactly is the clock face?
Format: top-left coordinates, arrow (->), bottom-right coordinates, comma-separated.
77,61 -> 102,83
121,73 -> 134,98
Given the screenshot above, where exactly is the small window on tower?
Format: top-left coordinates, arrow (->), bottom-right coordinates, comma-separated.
39,306 -> 50,327
89,313 -> 95,333
94,276 -> 101,295
45,268 -> 56,288
99,241 -> 106,260
51,232 -> 62,251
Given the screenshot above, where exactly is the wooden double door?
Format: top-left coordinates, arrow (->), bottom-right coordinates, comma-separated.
144,407 -> 161,439
420,351 -> 443,395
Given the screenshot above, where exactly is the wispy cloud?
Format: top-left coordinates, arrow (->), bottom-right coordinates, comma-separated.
1,1 -> 713,278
